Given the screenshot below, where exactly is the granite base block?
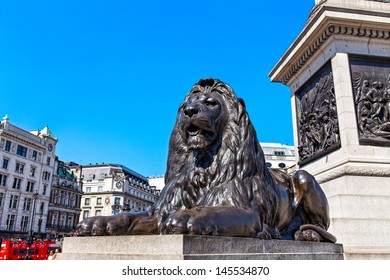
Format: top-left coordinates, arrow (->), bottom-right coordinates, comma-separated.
57,235 -> 344,260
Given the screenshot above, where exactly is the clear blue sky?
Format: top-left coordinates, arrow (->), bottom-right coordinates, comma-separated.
0,0 -> 315,177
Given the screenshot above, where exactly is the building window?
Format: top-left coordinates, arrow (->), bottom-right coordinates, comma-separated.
278,163 -> 286,168
2,158 -> 9,169
274,151 -> 285,156
54,192 -> 60,204
39,202 -> 44,214
43,185 -> 47,195
26,181 -> 34,192
63,194 -> 68,206
4,140 -> 11,151
52,214 -> 58,226
88,174 -> 95,181
95,210 -> 101,216
114,197 -> 120,205
99,173 -> 106,180
85,198 -> 90,206
97,186 -> 103,192
83,211 -> 90,220
68,216 -> 74,227
15,162 -> 24,173
85,187 -> 91,193
46,156 -> 51,165
113,209 -> 120,215
6,214 -> 16,230
42,171 -> 51,181
23,197 -> 32,211
21,216 -> 29,232
9,195 -> 19,209
96,197 -> 102,205
0,174 -> 7,187
30,167 -> 36,177
32,150 -> 37,161
16,145 -> 27,157
265,162 -> 272,168
12,178 -> 22,189
0,192 -> 4,207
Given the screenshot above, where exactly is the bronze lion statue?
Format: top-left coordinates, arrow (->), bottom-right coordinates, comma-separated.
76,78 -> 336,243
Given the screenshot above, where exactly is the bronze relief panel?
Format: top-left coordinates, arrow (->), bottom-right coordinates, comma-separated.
295,64 -> 341,165
350,57 -> 390,146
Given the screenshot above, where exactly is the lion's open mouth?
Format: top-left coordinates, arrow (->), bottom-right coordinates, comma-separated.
185,124 -> 215,149
187,124 -> 200,136
187,124 -> 214,139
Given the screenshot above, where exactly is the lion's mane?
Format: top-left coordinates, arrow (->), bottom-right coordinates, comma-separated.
152,78 -> 280,237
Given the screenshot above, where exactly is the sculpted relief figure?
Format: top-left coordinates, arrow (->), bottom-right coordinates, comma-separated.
355,76 -> 390,139
76,78 -> 336,243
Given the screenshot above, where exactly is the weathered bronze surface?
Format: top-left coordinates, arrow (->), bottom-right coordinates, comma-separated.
350,57 -> 390,146
76,78 -> 336,243
295,64 -> 341,165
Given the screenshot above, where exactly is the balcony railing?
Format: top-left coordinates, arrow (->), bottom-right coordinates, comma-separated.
46,224 -> 76,231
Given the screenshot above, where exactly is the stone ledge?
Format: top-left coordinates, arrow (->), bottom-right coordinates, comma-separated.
344,246 -> 390,260
57,235 -> 344,260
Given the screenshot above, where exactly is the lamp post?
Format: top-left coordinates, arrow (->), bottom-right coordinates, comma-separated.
28,191 -> 39,246
38,211 -> 43,239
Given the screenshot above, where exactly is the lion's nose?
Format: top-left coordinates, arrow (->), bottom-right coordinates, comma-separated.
184,106 -> 199,117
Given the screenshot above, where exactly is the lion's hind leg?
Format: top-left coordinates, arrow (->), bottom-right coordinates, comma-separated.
291,170 -> 337,243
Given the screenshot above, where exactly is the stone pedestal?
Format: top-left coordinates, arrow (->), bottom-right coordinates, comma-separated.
270,0 -> 390,259
56,235 -> 344,260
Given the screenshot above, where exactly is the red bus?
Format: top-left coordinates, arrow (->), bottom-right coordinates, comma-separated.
0,240 -> 28,260
0,239 -> 60,260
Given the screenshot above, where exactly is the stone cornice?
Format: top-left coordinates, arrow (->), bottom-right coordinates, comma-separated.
316,165 -> 390,184
0,130 -> 46,151
269,3 -> 390,85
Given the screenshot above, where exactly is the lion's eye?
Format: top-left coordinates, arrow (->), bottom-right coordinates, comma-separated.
205,100 -> 217,107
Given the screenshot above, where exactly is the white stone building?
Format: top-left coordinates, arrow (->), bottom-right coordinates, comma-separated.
76,164 -> 160,222
148,175 -> 165,190
260,142 -> 296,170
0,115 -> 57,240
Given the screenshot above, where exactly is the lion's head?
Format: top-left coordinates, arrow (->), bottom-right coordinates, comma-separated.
179,86 -> 229,151
152,78 -> 279,235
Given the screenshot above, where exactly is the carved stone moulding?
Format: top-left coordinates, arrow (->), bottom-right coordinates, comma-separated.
350,55 -> 390,147
295,63 -> 341,166
316,164 -> 390,184
280,25 -> 390,85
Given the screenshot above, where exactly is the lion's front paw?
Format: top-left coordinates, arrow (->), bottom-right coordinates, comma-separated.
76,214 -> 133,236
76,216 -> 106,236
256,229 -> 272,239
162,209 -> 192,234
187,215 -> 216,235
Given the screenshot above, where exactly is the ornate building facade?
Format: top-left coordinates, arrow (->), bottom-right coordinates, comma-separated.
0,115 -> 57,240
76,164 -> 160,222
46,160 -> 83,239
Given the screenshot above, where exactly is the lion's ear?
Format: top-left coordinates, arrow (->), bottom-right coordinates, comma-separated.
238,98 -> 246,109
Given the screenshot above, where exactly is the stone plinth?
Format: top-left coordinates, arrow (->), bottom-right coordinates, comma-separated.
270,0 -> 390,259
56,235 -> 344,260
